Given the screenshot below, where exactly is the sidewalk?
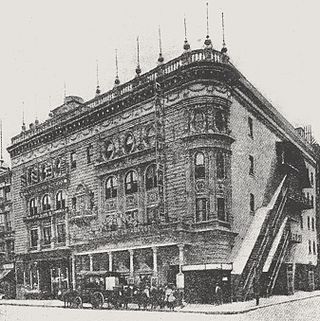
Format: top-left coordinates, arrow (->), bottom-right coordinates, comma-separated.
180,290 -> 320,314
0,290 -> 320,315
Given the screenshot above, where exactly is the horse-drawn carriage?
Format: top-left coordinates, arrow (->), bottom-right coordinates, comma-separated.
61,270 -> 125,309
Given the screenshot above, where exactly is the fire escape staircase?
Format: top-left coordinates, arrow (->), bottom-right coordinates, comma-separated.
232,175 -> 289,301
262,217 -> 291,296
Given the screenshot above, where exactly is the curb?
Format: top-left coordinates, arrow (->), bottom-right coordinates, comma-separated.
0,293 -> 320,315
179,293 -> 320,315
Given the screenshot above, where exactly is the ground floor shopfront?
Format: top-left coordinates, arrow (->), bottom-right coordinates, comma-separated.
15,249 -> 71,299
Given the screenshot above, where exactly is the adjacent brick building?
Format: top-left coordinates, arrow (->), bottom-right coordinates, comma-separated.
7,36 -> 319,302
0,161 -> 15,298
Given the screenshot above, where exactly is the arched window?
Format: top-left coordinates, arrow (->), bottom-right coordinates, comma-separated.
146,126 -> 156,146
42,194 -> 51,211
105,176 -> 118,199
124,134 -> 135,154
125,171 -> 138,195
195,152 -> 205,179
104,141 -> 114,160
217,153 -> 225,179
56,190 -> 66,210
29,198 -> 37,216
146,164 -> 157,190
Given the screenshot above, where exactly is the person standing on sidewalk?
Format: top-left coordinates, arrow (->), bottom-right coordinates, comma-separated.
253,277 -> 260,306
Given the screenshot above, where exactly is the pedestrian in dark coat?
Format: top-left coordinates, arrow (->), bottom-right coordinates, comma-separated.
253,277 -> 260,306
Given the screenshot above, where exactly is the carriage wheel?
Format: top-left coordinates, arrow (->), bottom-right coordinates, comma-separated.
91,292 -> 104,309
73,296 -> 83,309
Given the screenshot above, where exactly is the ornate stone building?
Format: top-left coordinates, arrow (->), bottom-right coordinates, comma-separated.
7,33 -> 319,302
0,161 -> 15,298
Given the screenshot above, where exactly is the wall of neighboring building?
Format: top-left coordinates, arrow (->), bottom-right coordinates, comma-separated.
229,95 -> 282,262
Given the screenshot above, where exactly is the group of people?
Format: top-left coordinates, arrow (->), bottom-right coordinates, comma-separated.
114,284 -> 181,310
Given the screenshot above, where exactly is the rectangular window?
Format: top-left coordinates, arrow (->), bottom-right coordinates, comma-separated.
86,144 -> 93,164
248,117 -> 253,138
57,224 -> 66,243
71,197 -> 77,210
300,216 -> 303,229
313,241 -> 316,255
30,229 -> 38,248
195,198 -> 208,222
43,226 -> 51,245
70,151 -> 77,169
311,172 -> 314,186
250,193 -> 255,213
309,240 -> 312,254
249,155 -> 254,175
311,195 -> 314,208
308,216 -> 310,230
312,217 -> 315,231
217,197 -> 226,221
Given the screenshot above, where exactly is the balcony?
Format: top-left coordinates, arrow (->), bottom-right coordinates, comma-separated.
69,207 -> 97,226
287,190 -> 313,210
290,232 -> 302,244
23,208 -> 68,223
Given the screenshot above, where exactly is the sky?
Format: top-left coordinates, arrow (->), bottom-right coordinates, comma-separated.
1,0 -> 320,165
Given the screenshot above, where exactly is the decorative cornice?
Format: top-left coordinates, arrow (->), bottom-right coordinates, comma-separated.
8,49 -> 236,159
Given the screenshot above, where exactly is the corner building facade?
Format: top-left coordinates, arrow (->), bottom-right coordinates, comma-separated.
8,46 -> 319,302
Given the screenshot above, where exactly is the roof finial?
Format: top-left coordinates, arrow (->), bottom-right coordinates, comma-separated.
22,101 -> 26,132
136,36 -> 142,76
96,59 -> 101,96
221,12 -> 228,54
204,2 -> 212,48
114,49 -> 120,86
183,16 -> 191,51
0,119 -> 3,167
157,26 -> 164,64
64,82 -> 67,99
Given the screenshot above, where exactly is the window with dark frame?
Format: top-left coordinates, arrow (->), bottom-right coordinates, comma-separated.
313,241 -> 316,254
42,194 -> 51,211
308,216 -> 310,230
301,216 -> 303,229
86,144 -> 93,164
30,229 -> 38,248
105,176 -> 118,199
56,190 -> 66,210
248,117 -> 253,138
29,198 -> 37,216
57,223 -> 66,243
124,134 -> 135,154
70,151 -> 77,169
125,171 -> 138,195
217,197 -> 226,221
146,165 -> 157,190
249,155 -> 254,175
312,217 -> 315,231
250,193 -> 255,213
43,226 -> 51,245
195,152 -> 205,180
104,141 -> 114,160
195,198 -> 208,222
71,197 -> 77,210
311,172 -> 314,186
309,240 -> 312,254
217,152 -> 225,179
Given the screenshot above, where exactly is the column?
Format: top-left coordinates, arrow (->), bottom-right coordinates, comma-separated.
89,254 -> 93,271
37,225 -> 41,251
129,249 -> 134,277
50,218 -> 55,249
177,244 -> 185,290
178,244 -> 184,273
152,247 -> 158,275
71,254 -> 76,290
108,252 -> 113,272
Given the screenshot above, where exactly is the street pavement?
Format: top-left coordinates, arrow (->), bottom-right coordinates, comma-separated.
1,291 -> 320,320
1,296 -> 320,321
